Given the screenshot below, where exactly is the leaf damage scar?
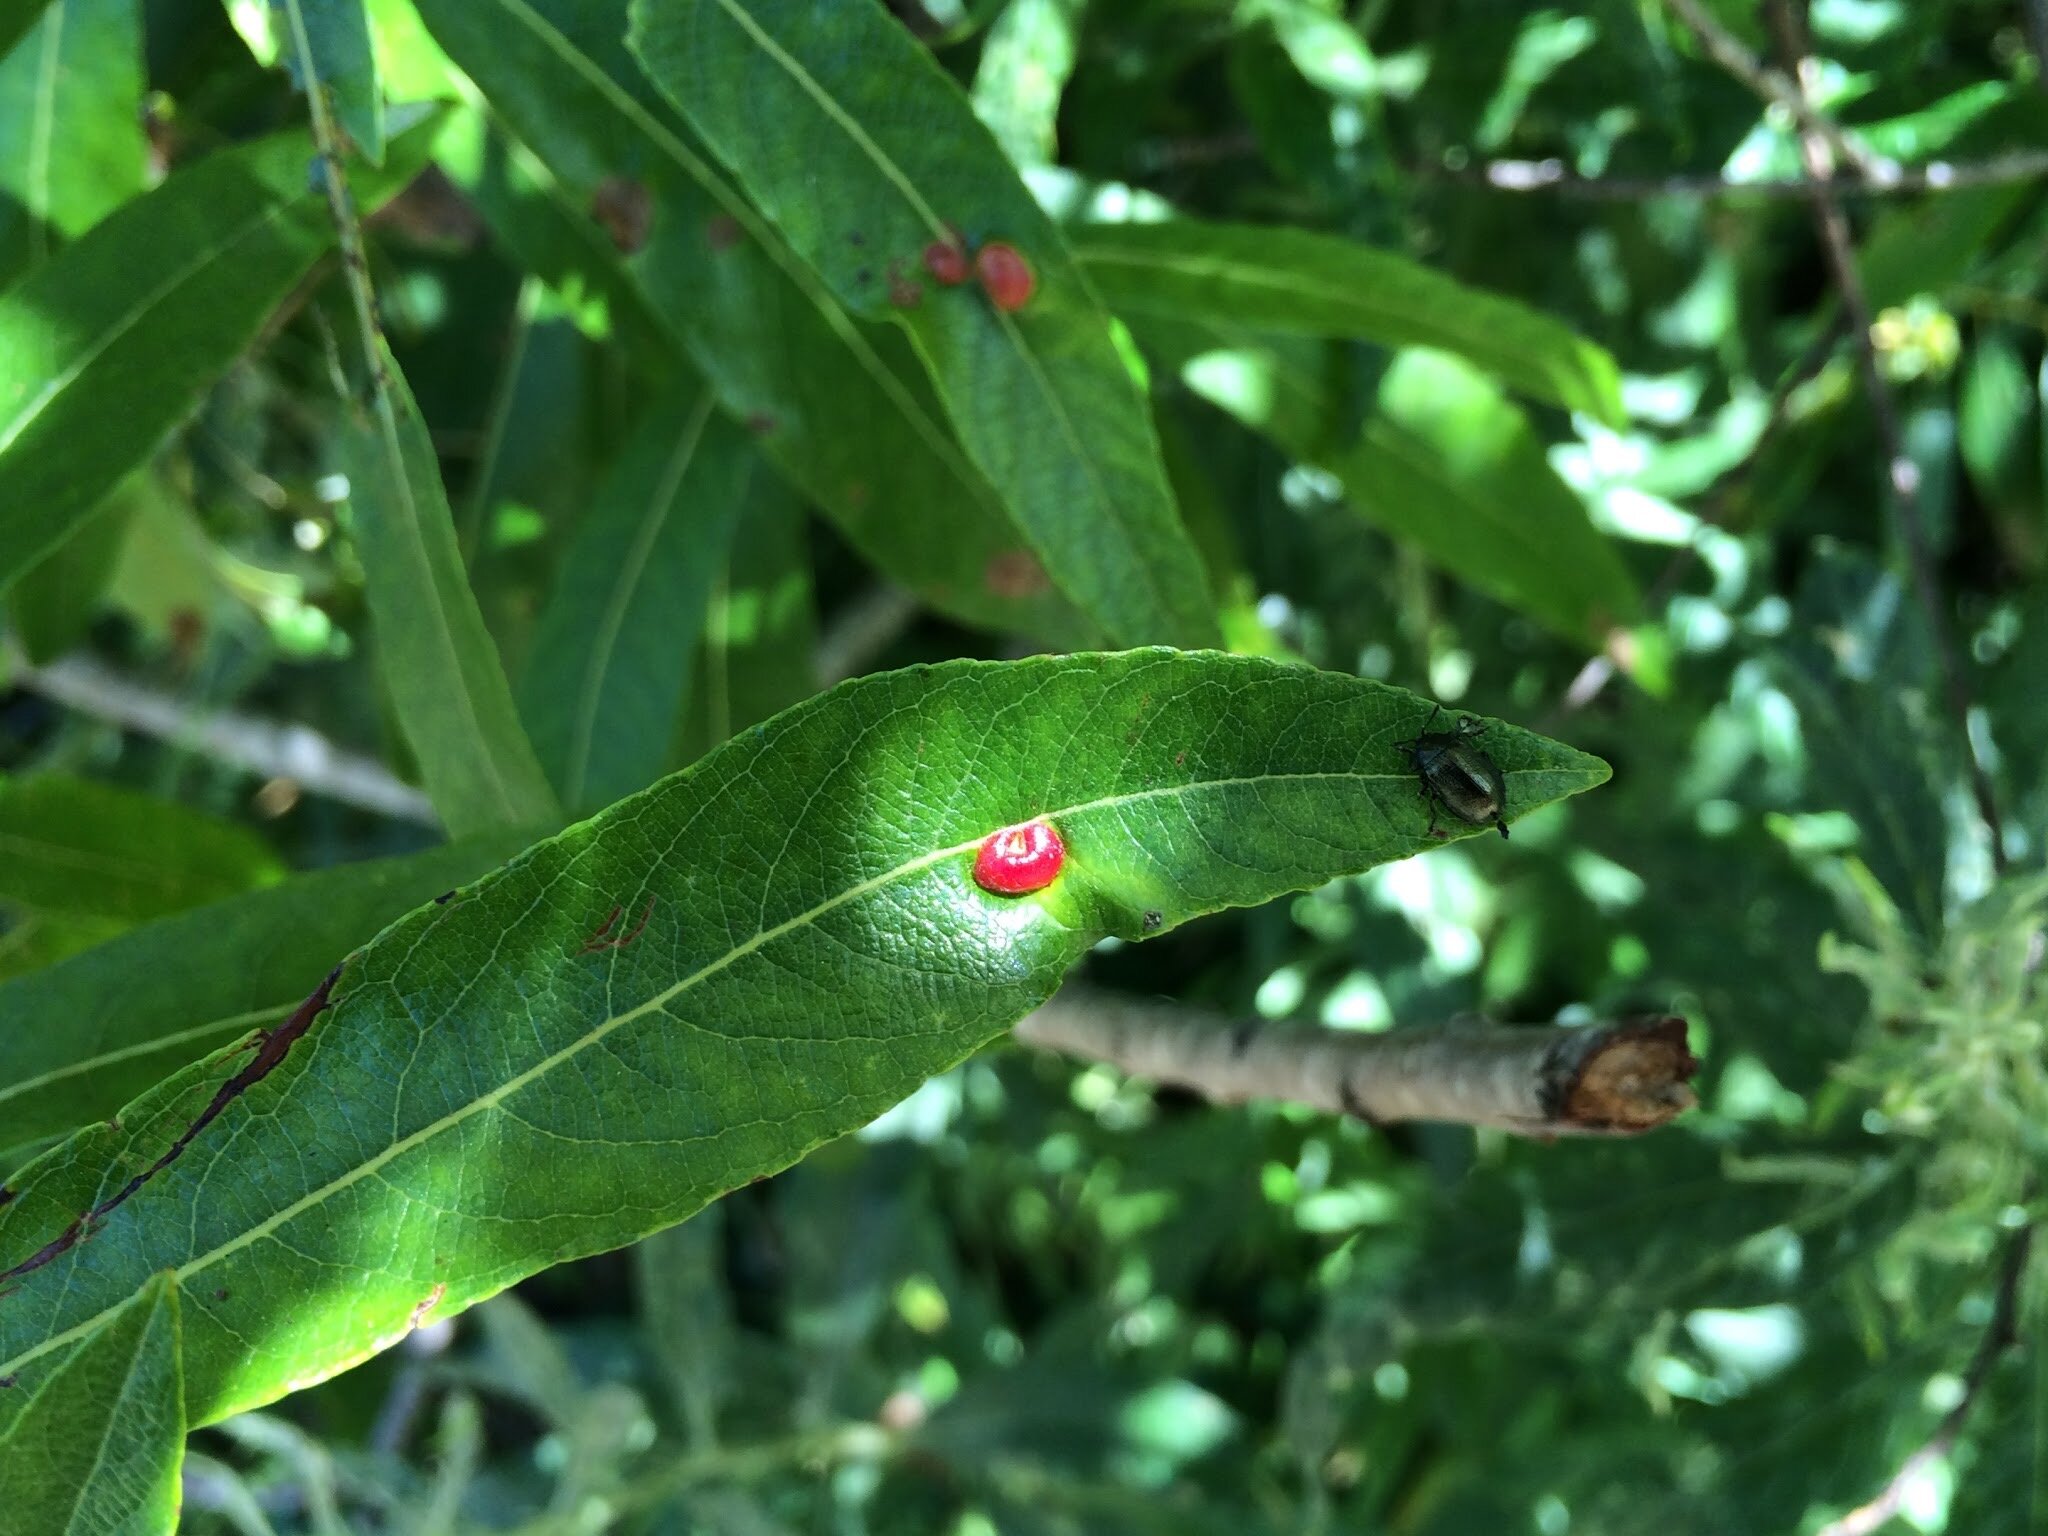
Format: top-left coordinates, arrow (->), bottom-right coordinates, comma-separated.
0,964 -> 344,1295
578,895 -> 656,955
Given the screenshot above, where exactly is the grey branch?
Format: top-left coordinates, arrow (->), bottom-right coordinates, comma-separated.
1461,151 -> 2048,200
4,643 -> 439,826
1015,992 -> 1698,1137
815,583 -> 920,687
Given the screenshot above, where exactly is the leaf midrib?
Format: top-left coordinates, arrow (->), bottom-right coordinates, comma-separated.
0,829 -> 240,896
0,761 -> 1499,1379
691,0 -> 1185,635
481,0 -> 995,509
0,1007 -> 286,1114
1080,242 -> 1532,353
0,197 -> 308,459
565,392 -> 716,809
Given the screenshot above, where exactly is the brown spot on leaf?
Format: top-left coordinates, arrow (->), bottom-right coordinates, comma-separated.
591,176 -> 653,254
886,260 -> 923,309
579,895 -> 655,955
409,1283 -> 447,1330
985,550 -> 1049,599
0,965 -> 343,1294
745,410 -> 779,436
706,212 -> 741,251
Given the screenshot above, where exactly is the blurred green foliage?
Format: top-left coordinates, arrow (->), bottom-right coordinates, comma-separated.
1,0 -> 2045,1531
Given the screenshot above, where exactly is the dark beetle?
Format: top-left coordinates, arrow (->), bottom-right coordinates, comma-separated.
1397,706 -> 1509,839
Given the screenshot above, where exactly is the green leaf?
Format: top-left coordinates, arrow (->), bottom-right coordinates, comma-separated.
0,774 -> 283,922
435,109 -> 672,373
1073,219 -> 1625,425
1958,332 -> 2043,532
0,0 -> 146,284
0,832 -> 535,1157
0,0 -> 54,60
519,384 -> 751,813
275,0 -> 385,165
412,0 -> 1093,646
336,342 -> 561,839
6,485 -> 138,662
627,0 -> 1219,648
0,910 -> 125,986
0,651 -> 1606,1427
0,1273 -> 182,1535
1187,343 -> 1642,645
0,121 -> 433,596
678,473 -> 815,761
971,0 -> 1085,168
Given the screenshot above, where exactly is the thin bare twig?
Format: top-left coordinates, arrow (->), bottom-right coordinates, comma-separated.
815,584 -> 920,687
1015,990 -> 1698,1136
1657,0 -> 1884,179
3,642 -> 437,825
1453,151 -> 2048,200
278,0 -> 392,409
1817,1226 -> 2033,1536
1767,3 -> 2009,873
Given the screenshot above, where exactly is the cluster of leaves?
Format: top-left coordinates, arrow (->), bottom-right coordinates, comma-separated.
0,0 -> 2045,1532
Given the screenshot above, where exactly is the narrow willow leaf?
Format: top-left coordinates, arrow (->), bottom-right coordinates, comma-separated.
0,774 -> 283,921
0,832 -> 535,1156
412,0 -> 1092,646
1187,342 -> 1642,645
336,342 -> 561,839
1074,219 -> 1626,425
436,108 -> 673,374
6,491 -> 137,661
627,0 -> 1219,648
0,1273 -> 182,1534
0,121 -> 433,595
0,651 -> 1608,1426
520,385 -> 750,813
0,0 -> 54,60
276,0 -> 385,165
0,910 -> 124,986
971,0 -> 1085,168
678,477 -> 815,761
0,0 -> 145,284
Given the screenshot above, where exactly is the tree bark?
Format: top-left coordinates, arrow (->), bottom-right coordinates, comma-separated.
1015,992 -> 1697,1137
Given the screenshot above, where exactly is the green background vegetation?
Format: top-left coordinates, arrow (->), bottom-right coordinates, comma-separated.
0,0 -> 2045,1532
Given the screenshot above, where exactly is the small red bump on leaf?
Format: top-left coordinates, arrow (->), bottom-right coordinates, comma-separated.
975,242 -> 1036,312
973,820 -> 1065,896
923,237 -> 969,285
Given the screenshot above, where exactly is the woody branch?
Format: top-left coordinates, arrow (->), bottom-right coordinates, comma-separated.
1015,991 -> 1698,1136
